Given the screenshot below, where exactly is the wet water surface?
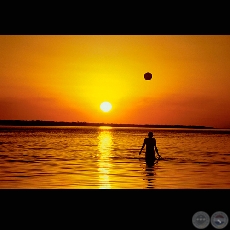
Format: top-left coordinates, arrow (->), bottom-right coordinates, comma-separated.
0,126 -> 230,188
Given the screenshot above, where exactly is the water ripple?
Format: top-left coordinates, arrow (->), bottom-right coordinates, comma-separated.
0,126 -> 230,188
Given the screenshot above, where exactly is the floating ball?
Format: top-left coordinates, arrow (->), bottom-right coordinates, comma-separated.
144,72 -> 152,80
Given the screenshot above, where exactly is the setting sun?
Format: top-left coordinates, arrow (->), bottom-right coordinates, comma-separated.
100,102 -> 112,112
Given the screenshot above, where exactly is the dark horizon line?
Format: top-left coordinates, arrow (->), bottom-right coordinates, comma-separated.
0,119 -> 216,129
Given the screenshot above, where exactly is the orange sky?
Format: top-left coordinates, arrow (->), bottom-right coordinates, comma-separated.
0,35 -> 230,128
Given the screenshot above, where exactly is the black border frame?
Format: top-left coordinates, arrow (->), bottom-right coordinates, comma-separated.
1,9 -> 230,229
1,189 -> 229,229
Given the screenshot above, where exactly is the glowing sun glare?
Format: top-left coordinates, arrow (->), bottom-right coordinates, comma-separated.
100,102 -> 112,112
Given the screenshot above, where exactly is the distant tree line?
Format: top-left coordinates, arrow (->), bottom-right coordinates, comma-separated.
0,120 -> 214,129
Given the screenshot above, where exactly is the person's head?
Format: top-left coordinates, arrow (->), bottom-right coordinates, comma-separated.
148,132 -> 153,138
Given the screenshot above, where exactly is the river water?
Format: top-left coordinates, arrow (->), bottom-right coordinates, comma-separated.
0,126 -> 230,189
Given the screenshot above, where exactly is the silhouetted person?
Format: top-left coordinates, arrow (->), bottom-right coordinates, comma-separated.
139,132 -> 161,166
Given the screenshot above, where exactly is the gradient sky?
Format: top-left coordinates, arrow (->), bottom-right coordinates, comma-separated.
1,35 -> 230,128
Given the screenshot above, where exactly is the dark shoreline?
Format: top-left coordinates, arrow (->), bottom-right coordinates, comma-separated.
0,120 -> 214,129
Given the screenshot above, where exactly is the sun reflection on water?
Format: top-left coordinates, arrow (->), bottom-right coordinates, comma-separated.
97,127 -> 113,189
